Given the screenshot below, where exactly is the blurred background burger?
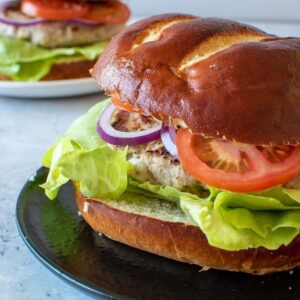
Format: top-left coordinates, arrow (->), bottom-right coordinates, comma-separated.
0,0 -> 130,81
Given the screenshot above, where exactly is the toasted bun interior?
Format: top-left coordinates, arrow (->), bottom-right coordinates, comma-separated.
92,14 -> 300,145
75,185 -> 300,275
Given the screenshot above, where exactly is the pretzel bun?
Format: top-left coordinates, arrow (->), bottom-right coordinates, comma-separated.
0,60 -> 96,81
75,185 -> 300,275
92,14 -> 300,146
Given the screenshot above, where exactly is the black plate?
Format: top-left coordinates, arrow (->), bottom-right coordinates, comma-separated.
16,167 -> 300,300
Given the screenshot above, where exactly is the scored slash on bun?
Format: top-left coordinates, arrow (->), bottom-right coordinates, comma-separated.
92,14 -> 300,146
75,185 -> 300,275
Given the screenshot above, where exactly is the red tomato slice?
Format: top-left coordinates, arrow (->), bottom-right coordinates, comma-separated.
82,1 -> 130,25
112,97 -> 142,113
176,128 -> 300,192
21,0 -> 90,20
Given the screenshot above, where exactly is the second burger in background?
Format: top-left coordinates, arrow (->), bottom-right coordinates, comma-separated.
0,0 -> 130,81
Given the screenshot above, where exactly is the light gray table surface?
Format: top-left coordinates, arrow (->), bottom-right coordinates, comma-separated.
0,92 -> 107,300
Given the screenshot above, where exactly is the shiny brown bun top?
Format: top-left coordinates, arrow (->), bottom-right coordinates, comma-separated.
92,14 -> 300,146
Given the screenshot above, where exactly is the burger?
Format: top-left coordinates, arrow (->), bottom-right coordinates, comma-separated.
0,0 -> 130,81
41,14 -> 300,274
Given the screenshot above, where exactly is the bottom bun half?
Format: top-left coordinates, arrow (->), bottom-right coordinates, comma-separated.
74,184 -> 300,275
0,60 -> 96,81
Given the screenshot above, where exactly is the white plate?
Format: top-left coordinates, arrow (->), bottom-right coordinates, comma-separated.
0,78 -> 101,98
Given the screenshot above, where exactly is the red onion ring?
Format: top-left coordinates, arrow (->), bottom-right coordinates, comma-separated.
168,125 -> 177,144
161,125 -> 178,158
0,1 -> 103,27
97,103 -> 162,146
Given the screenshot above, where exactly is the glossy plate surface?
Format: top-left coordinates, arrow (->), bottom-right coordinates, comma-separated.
16,168 -> 300,299
0,78 -> 101,98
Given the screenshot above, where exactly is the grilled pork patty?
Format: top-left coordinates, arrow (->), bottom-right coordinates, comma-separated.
111,109 -> 197,190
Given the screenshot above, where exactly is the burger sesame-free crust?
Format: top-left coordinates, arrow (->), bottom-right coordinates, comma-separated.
92,14 -> 300,146
75,186 -> 300,275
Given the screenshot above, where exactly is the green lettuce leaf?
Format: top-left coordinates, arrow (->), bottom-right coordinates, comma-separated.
60,146 -> 128,199
40,138 -> 79,200
128,179 -> 202,202
41,98 -> 300,251
65,99 -> 109,150
0,64 -> 20,77
0,36 -> 107,81
128,180 -> 300,250
41,99 -> 129,199
180,188 -> 300,251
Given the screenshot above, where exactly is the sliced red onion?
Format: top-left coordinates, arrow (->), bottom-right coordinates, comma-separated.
161,125 -> 178,158
168,125 -> 177,144
0,16 -> 46,27
97,103 -> 162,146
0,1 -> 102,27
0,1 -> 44,26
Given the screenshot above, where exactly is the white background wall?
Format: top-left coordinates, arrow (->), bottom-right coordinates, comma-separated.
1,0 -> 300,22
1,0 -> 300,36
129,0 -> 300,22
